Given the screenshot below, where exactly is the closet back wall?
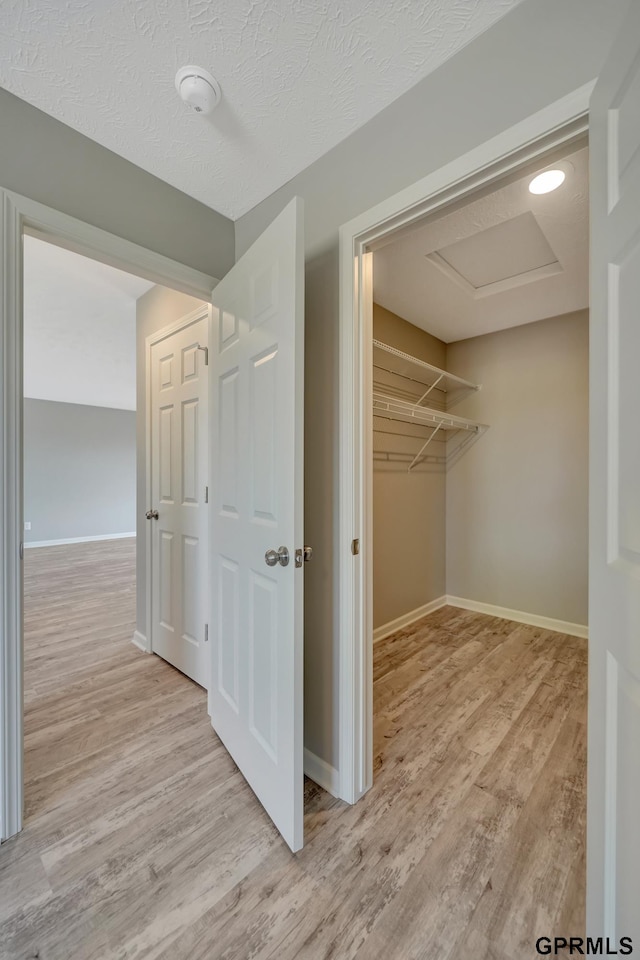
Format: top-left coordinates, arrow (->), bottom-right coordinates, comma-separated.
373,304 -> 446,630
446,310 -> 589,627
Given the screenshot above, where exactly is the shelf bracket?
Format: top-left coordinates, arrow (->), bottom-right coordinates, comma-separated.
408,422 -> 444,472
414,373 -> 444,408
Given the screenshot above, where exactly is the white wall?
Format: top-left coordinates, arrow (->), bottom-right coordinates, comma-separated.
23,235 -> 149,411
446,311 -> 589,626
234,0 -> 626,771
24,399 -> 136,544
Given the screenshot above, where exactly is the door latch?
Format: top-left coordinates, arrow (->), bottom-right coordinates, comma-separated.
295,546 -> 313,567
146,509 -> 159,520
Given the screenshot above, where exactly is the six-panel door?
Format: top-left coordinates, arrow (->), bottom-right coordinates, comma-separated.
150,312 -> 209,688
209,198 -> 304,852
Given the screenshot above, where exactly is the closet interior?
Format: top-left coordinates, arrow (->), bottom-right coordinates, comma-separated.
361,136 -> 591,945
370,138 -> 590,660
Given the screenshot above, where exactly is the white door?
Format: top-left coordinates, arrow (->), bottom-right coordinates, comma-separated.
209,198 -> 304,852
149,309 -> 209,688
588,1 -> 640,942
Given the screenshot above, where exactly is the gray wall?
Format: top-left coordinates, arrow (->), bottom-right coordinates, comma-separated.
373,305 -> 446,628
0,88 -> 235,280
135,285 -> 207,643
235,0 -> 624,770
446,311 -> 589,626
24,399 -> 136,544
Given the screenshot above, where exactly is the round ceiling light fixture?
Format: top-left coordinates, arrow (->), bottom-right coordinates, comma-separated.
175,66 -> 221,115
528,168 -> 566,195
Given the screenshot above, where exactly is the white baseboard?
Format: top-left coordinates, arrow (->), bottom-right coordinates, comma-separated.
25,532 -> 136,549
132,630 -> 150,654
304,748 -> 340,798
373,596 -> 448,643
445,595 -> 588,639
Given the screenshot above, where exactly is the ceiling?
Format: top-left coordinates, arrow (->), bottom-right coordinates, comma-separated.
372,145 -> 589,343
24,236 -> 154,410
0,0 -> 523,220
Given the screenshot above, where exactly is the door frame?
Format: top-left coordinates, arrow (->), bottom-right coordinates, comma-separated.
337,82 -> 594,804
144,304 -> 212,678
0,188 -> 216,842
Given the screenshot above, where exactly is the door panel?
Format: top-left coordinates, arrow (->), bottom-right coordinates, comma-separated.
209,198 -> 304,852
219,369 -> 239,513
159,404 -> 173,501
218,556 -> 240,710
159,531 -> 173,630
150,311 -> 209,688
251,346 -> 278,521
181,400 -> 199,503
588,1 -> 640,941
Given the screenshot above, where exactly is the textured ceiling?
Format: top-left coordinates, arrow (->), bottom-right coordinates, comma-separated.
24,236 -> 154,410
0,0 -> 522,219
373,145 -> 589,343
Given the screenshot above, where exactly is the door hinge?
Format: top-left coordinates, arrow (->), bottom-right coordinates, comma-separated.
205,485 -> 209,503
198,344 -> 209,366
204,624 -> 209,642
351,538 -> 360,556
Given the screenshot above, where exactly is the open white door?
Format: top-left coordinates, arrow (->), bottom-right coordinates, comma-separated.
588,2 -> 640,942
209,198 -> 305,852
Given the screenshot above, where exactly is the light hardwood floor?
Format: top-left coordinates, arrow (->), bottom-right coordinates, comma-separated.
0,539 -> 586,959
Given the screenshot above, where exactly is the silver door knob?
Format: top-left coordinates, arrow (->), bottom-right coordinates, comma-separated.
146,509 -> 159,520
265,546 -> 289,567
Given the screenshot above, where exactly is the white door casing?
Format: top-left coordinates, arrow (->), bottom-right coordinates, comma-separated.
588,1 -> 640,941
149,308 -> 209,688
209,198 -> 305,852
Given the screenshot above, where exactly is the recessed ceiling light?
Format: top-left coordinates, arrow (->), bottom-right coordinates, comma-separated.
529,169 -> 566,195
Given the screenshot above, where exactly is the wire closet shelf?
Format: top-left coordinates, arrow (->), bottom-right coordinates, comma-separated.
372,340 -> 487,471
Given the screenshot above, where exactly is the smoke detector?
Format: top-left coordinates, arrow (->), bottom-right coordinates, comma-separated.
175,66 -> 221,115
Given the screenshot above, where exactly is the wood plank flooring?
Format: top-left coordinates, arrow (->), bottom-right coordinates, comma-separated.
0,540 -> 586,959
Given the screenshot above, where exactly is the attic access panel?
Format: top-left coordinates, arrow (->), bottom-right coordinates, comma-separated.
426,211 -> 563,298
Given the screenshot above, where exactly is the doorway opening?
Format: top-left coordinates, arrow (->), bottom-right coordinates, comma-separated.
338,94 -> 592,804
3,192 -> 307,861
21,233 -> 210,833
